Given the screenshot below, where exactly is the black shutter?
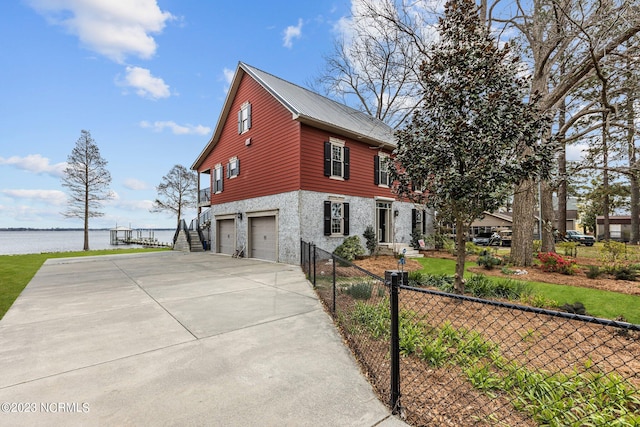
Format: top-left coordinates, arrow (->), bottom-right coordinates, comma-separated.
238,110 -> 242,134
412,209 -> 417,232
246,103 -> 251,129
423,209 -> 427,233
219,166 -> 223,192
226,163 -> 231,178
343,203 -> 350,235
236,158 -> 240,176
343,147 -> 350,180
324,201 -> 332,235
324,142 -> 331,176
374,155 -> 380,185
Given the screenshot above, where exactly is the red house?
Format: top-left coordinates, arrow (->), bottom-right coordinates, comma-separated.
191,62 -> 430,263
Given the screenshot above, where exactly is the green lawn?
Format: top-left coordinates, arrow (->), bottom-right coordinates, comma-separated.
0,248 -> 169,320
414,257 -> 640,324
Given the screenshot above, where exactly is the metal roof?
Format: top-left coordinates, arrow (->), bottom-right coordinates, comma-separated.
192,62 -> 396,170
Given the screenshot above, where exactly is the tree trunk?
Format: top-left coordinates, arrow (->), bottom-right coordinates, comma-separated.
557,95 -> 567,236
454,215 -> 467,294
540,180 -> 555,253
602,110 -> 611,241
83,181 -> 90,251
511,180 -> 535,266
628,53 -> 639,244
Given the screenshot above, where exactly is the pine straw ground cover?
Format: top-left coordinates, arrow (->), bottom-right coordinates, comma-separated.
315,254 -> 640,426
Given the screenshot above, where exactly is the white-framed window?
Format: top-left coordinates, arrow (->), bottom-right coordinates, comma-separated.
238,102 -> 252,134
324,200 -> 350,236
374,153 -> 390,187
227,157 -> 240,178
324,138 -> 350,180
213,164 -> 223,193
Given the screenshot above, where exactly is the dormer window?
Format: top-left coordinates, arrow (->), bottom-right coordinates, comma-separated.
238,102 -> 252,134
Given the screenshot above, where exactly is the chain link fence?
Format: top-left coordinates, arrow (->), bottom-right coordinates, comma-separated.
301,241 -> 640,426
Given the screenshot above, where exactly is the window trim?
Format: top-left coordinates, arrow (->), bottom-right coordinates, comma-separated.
323,199 -> 350,236
374,153 -> 390,187
237,102 -> 252,134
213,164 -> 223,194
324,138 -> 350,180
227,157 -> 240,179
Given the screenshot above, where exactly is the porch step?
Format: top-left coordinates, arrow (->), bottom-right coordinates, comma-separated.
189,230 -> 204,252
380,243 -> 424,258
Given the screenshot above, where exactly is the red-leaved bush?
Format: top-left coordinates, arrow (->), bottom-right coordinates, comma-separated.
537,252 -> 577,275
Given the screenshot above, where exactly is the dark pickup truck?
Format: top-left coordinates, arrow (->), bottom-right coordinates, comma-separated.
565,230 -> 595,246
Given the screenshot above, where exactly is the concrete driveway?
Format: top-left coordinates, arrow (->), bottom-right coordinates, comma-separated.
0,251 -> 406,426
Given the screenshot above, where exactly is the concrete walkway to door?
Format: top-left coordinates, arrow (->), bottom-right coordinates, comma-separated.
0,251 -> 407,426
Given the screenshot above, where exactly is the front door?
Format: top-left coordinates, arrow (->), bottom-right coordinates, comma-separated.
376,202 -> 392,243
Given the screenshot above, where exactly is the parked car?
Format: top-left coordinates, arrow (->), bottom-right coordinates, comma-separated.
565,230 -> 595,246
472,232 -> 500,246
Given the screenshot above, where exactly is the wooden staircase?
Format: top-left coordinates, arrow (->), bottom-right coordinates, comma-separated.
188,230 -> 204,252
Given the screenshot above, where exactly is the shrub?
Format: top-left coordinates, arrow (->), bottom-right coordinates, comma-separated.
612,265 -> 637,281
408,270 -> 424,287
556,241 -> 578,257
465,274 -> 531,300
599,240 -> 626,267
410,230 -> 425,250
466,242 -> 484,255
333,235 -> 365,261
443,238 -> 456,255
559,301 -> 588,315
477,253 -> 502,270
423,274 -> 455,292
363,226 -> 377,256
532,239 -> 542,254
344,282 -> 373,300
586,265 -> 601,279
537,252 -> 577,275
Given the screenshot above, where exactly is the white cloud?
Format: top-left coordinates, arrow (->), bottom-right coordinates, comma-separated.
1,189 -> 67,206
0,154 -> 66,177
223,67 -> 234,85
114,199 -> 155,211
566,143 -> 589,162
283,18 -> 303,48
139,120 -> 211,135
123,178 -> 149,190
27,0 -> 174,63
121,66 -> 170,99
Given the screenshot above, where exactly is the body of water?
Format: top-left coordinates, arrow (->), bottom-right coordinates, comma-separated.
0,230 -> 176,255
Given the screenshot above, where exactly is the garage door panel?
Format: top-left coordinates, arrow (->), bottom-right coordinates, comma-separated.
250,216 -> 276,261
217,219 -> 235,255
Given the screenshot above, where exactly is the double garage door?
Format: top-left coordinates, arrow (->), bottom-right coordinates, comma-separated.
216,215 -> 277,261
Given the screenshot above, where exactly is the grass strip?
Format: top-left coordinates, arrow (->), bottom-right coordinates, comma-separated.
414,257 -> 640,324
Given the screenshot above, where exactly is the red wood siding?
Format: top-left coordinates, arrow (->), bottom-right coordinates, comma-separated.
300,125 -> 397,199
197,74 -> 301,204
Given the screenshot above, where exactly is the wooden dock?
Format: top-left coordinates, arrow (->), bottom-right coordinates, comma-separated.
110,227 -> 172,248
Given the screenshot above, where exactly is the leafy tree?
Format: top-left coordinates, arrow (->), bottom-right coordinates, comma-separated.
151,164 -> 197,229
390,0 -> 553,294
61,130 -> 113,251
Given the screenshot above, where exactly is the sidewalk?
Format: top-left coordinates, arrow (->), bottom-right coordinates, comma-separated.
0,251 -> 407,426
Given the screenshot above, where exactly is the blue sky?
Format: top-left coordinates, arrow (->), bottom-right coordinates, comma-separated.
0,0 -> 351,229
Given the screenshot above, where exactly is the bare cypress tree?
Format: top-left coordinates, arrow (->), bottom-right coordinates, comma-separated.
151,164 -> 197,229
61,130 -> 113,251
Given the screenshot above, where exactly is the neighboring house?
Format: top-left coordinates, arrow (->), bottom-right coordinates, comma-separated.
596,216 -> 634,242
191,62 -> 432,263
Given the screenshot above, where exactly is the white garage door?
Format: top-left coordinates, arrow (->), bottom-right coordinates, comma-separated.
217,219 -> 235,255
250,216 -> 277,261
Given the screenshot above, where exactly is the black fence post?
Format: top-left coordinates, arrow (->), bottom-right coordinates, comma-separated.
388,271 -> 401,414
312,243 -> 317,287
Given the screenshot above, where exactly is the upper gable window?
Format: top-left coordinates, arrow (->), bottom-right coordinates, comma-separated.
238,102 -> 252,134
324,138 -> 350,180
374,153 -> 390,187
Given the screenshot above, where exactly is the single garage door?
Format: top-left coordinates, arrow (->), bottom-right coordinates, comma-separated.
250,216 -> 277,261
217,219 -> 235,255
